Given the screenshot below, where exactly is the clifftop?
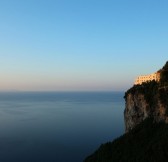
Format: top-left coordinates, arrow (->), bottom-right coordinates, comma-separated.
124,61 -> 168,132
84,61 -> 168,162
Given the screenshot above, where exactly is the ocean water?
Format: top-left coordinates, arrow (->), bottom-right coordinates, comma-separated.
0,92 -> 125,162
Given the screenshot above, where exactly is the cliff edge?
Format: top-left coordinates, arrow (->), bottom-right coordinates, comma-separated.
84,61 -> 168,162
124,61 -> 168,132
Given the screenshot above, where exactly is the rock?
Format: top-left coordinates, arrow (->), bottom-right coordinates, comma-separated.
124,61 -> 168,132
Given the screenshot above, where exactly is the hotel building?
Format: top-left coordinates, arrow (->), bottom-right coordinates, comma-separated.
134,72 -> 160,85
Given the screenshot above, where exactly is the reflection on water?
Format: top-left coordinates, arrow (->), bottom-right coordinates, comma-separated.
0,92 -> 125,162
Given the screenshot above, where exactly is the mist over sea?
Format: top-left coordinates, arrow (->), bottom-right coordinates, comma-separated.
0,92 -> 124,162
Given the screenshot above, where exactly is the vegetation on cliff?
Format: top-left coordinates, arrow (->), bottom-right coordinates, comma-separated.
124,61 -> 168,114
84,118 -> 168,162
124,80 -> 158,109
84,62 -> 168,162
160,61 -> 168,84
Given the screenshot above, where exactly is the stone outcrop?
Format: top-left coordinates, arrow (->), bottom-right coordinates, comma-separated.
124,92 -> 149,132
124,61 -> 168,132
84,61 -> 168,162
124,90 -> 168,132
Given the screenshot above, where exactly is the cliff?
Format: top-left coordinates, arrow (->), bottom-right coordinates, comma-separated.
84,118 -> 168,162
125,61 -> 168,132
84,61 -> 168,162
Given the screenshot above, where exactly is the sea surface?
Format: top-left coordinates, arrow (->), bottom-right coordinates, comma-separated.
0,92 -> 125,162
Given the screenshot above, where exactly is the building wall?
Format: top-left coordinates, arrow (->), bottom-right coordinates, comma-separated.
134,72 -> 160,85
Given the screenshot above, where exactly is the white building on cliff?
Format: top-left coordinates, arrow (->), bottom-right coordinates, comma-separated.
134,72 -> 160,85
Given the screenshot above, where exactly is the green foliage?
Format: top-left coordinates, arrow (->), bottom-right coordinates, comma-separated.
124,80 -> 158,109
162,61 -> 168,70
84,118 -> 168,162
160,61 -> 168,83
84,61 -> 168,162
159,88 -> 168,115
124,76 -> 168,113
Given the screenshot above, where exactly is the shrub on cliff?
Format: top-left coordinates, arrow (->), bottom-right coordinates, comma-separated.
124,80 -> 158,108
84,118 -> 168,162
160,61 -> 168,83
84,61 -> 168,162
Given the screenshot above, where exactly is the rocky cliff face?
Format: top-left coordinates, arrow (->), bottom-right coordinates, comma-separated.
125,61 -> 168,132
124,61 -> 168,132
124,92 -> 149,132
84,62 -> 168,162
124,85 -> 168,133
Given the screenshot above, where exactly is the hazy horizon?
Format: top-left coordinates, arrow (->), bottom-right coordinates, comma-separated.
0,0 -> 168,91
0,90 -> 125,93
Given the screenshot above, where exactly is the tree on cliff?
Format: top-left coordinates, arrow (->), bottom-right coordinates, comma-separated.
84,118 -> 168,162
84,61 -> 168,162
160,61 -> 168,83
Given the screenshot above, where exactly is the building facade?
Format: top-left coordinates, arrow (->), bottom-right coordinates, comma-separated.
134,72 -> 160,85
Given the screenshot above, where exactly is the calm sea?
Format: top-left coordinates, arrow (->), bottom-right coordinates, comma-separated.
0,92 -> 125,162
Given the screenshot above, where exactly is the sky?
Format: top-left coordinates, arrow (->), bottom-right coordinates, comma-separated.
0,0 -> 168,91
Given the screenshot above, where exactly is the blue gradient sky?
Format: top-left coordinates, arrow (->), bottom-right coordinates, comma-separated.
0,0 -> 168,91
